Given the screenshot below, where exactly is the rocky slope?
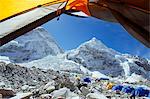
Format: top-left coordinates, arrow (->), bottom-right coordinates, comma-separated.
0,62 -> 150,99
0,62 -> 77,93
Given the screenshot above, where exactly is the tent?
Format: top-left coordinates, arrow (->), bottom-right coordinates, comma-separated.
148,92 -> 150,98
0,0 -> 149,47
88,0 -> 150,47
121,86 -> 134,94
131,87 -> 150,97
106,82 -> 114,90
112,85 -> 123,91
83,77 -> 92,83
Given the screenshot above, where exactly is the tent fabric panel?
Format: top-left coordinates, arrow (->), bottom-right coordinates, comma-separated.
88,0 -> 150,47
66,0 -> 90,15
0,10 -> 64,46
109,0 -> 150,11
111,10 -> 150,48
0,0 -> 66,21
0,2 -> 66,39
0,2 -> 66,46
88,3 -> 117,22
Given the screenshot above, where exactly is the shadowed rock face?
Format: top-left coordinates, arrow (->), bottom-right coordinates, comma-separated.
134,59 -> 150,71
0,27 -> 64,63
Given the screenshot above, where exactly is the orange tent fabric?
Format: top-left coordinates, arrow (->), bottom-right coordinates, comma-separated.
66,0 -> 90,15
0,0 -> 66,21
88,0 -> 150,47
0,0 -> 89,21
0,0 -> 149,47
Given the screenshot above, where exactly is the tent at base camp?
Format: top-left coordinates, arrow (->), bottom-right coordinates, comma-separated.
0,0 -> 149,47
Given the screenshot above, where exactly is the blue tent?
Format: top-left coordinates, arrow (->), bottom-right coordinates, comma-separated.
148,92 -> 150,98
121,86 -> 134,94
131,87 -> 149,97
112,85 -> 123,91
83,77 -> 91,83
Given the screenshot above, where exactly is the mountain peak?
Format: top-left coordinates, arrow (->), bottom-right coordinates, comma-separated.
89,37 -> 101,43
0,27 -> 64,63
78,37 -> 107,50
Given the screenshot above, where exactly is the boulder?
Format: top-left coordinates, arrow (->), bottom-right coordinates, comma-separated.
43,80 -> 55,90
51,87 -> 79,99
10,92 -> 32,99
80,86 -> 90,96
21,85 -> 29,91
43,80 -> 56,93
46,86 -> 55,93
0,82 -> 5,88
40,94 -> 52,99
86,92 -> 108,99
0,88 -> 16,98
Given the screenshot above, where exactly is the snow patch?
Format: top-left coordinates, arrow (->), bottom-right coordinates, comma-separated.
125,73 -> 147,83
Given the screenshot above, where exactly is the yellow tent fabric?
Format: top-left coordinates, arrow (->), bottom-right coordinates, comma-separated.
106,82 -> 114,90
0,0 -> 89,46
0,2 -> 67,46
0,0 -> 66,21
0,0 -> 89,21
0,0 -> 149,47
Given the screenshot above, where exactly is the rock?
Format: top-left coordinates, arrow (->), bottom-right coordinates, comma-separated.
46,86 -> 55,93
0,88 -> 16,98
40,94 -> 52,99
0,62 -> 58,92
32,89 -> 40,97
86,92 -> 108,99
80,86 -> 90,96
0,82 -> 5,88
28,86 -> 36,91
43,80 -> 55,90
51,87 -> 79,99
0,94 -> 2,98
10,92 -> 32,99
21,85 -> 29,91
43,80 -> 56,93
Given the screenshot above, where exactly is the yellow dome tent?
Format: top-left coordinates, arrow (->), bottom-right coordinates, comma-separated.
0,0 -> 149,47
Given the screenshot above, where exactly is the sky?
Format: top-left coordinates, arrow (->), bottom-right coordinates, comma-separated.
43,14 -> 150,59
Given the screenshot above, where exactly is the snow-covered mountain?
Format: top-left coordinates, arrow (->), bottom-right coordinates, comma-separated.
66,38 -> 150,79
20,37 -> 150,79
0,27 -> 150,99
0,27 -> 63,63
0,27 -> 150,80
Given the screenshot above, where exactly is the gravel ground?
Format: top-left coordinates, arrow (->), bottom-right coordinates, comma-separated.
0,62 -> 149,99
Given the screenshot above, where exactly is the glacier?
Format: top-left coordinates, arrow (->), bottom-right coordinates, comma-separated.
0,27 -> 150,80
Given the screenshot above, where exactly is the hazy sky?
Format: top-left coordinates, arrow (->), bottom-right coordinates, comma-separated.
43,14 -> 150,59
